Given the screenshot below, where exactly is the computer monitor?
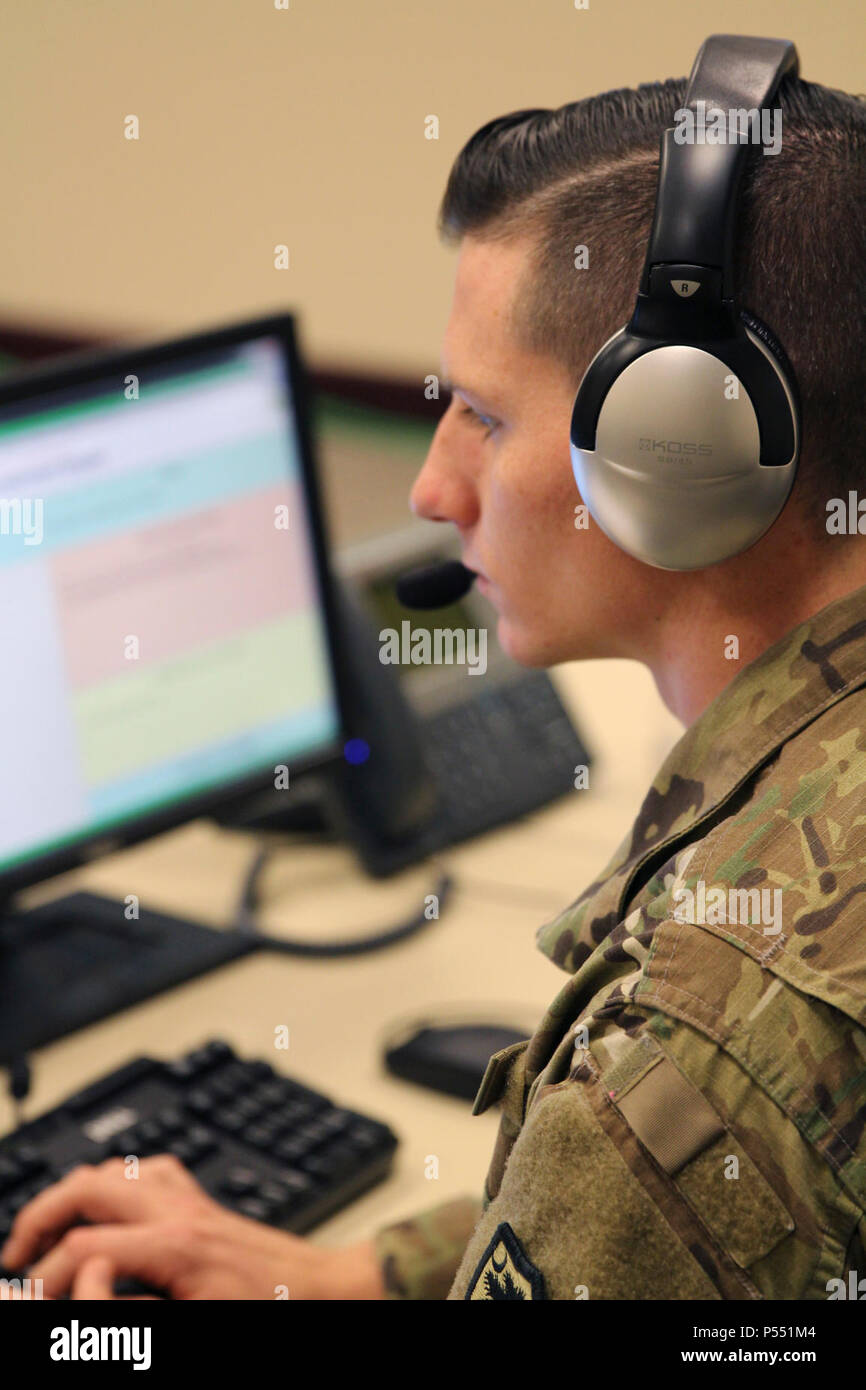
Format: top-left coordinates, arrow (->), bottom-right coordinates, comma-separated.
0,312 -> 346,893
0,312 -> 349,1058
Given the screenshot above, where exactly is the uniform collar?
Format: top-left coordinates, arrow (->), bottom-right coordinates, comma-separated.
537,580 -> 866,972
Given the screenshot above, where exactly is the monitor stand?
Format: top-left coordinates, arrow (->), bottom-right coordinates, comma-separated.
0,892 -> 258,1063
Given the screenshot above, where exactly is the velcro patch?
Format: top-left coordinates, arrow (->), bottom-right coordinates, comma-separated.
614,1055 -> 725,1175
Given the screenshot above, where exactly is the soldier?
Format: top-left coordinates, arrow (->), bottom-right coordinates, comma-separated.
4,53 -> 866,1302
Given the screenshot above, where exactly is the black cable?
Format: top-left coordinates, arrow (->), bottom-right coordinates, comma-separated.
233,843 -> 453,957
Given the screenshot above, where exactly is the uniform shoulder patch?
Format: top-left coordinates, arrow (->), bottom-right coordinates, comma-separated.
464,1222 -> 546,1300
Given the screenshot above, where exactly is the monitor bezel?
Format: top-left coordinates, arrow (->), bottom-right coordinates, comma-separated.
0,310 -> 353,903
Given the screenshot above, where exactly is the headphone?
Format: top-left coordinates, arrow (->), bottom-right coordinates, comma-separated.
570,34 -> 801,571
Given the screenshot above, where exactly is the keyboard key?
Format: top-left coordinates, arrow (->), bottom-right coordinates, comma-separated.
222,1167 -> 258,1197
166,1130 -> 213,1167
136,1120 -> 165,1147
349,1119 -> 390,1147
8,1144 -> 43,1174
253,1080 -> 292,1108
81,1142 -> 112,1164
245,1124 -> 280,1150
325,1140 -> 362,1169
294,1121 -> 331,1150
212,1062 -> 250,1094
185,1126 -> 216,1160
274,1135 -> 308,1165
232,1096 -> 265,1122
272,1100 -> 316,1130
318,1108 -> 353,1135
0,1157 -> 24,1194
208,1074 -> 240,1101
344,1128 -> 382,1155
110,1130 -> 140,1158
256,1178 -> 295,1207
130,1127 -> 162,1157
157,1107 -> 185,1134
235,1196 -> 273,1222
303,1092 -> 333,1116
244,1061 -> 273,1082
213,1109 -> 246,1134
184,1088 -> 216,1116
165,1055 -> 207,1082
299,1152 -> 345,1181
280,1169 -> 314,1194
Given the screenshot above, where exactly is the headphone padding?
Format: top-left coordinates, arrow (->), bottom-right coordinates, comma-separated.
739,308 -> 796,381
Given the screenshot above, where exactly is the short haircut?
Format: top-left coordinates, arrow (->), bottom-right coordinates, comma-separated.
438,76 -> 866,531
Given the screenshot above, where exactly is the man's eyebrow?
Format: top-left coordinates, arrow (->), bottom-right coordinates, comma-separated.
440,373 -> 496,404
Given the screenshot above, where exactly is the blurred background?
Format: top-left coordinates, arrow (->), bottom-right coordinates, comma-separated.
1,0 -> 861,370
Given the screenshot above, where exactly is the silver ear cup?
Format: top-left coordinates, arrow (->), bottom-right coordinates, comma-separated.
570,333 -> 799,570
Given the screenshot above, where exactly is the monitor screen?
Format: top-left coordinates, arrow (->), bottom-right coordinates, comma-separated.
0,326 -> 343,879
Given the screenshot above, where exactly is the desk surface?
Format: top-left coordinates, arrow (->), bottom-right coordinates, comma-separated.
2,659 -> 682,1249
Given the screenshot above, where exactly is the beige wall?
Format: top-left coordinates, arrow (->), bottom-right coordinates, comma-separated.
1,0 -> 862,376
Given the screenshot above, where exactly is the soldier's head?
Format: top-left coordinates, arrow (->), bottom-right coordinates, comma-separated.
409,77 -> 866,686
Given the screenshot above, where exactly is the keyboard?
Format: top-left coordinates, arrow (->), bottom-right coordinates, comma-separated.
0,1039 -> 398,1269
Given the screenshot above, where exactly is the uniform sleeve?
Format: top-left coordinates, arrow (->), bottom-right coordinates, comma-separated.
447,1013 -> 805,1301
372,1195 -> 483,1299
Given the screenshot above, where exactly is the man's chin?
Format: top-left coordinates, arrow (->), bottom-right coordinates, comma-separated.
495,614 -> 604,668
494,615 -> 551,669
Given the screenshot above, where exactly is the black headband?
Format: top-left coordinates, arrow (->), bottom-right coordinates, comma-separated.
639,34 -> 799,303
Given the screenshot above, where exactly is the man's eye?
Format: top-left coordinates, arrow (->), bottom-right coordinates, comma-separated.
457,402 -> 498,438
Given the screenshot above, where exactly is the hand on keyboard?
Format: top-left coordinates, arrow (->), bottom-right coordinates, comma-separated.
0,1155 -> 382,1300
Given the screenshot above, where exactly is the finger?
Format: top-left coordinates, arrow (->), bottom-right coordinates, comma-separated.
29,1224 -> 181,1299
1,1162 -> 145,1269
138,1154 -> 203,1189
73,1255 -> 115,1301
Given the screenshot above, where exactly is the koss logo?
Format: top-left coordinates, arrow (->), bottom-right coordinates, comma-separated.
639,439 -> 713,455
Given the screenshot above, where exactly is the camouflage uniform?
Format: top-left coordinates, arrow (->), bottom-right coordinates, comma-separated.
374,583 -> 866,1299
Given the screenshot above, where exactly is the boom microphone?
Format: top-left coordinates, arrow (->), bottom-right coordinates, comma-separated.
395,560 -> 476,610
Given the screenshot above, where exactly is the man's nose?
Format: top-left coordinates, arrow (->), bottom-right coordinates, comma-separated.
409,418 -> 479,527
